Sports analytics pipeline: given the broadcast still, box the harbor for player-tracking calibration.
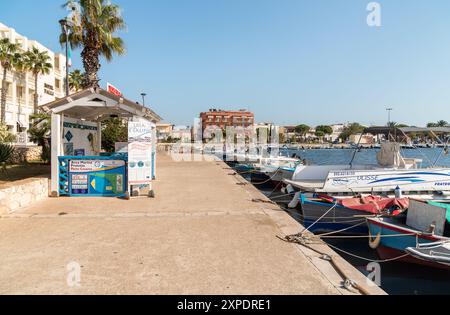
[0,150,384,295]
[1,0,450,302]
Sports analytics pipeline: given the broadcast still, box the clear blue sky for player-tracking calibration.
[1,0,450,126]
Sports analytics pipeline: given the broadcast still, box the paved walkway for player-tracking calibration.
[0,153,384,295]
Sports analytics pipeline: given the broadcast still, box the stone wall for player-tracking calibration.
[0,177,49,215]
[8,146,43,164]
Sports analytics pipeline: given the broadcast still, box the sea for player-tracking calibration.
[257,147,450,295]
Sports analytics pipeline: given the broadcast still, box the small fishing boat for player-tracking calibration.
[284,127,450,201]
[406,241,450,268]
[366,199,450,269]
[253,156,301,184]
[300,194,408,235]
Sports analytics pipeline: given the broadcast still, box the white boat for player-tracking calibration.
[284,127,450,200]
[254,156,301,183]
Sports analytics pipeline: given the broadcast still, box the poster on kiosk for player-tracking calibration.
[128,118,153,196]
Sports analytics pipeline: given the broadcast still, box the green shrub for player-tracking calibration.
[0,143,15,176]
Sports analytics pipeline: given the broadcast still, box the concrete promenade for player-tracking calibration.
[0,152,385,295]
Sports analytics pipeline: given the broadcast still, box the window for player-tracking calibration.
[55,79,61,90]
[54,56,60,70]
[16,85,24,104]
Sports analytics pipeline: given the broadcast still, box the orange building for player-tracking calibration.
[200,109,254,134]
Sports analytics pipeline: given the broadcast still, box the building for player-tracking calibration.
[325,123,348,143]
[156,123,174,142]
[200,109,254,138]
[172,125,192,143]
[0,22,67,144]
[349,133,376,145]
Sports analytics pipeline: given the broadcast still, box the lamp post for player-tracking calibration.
[386,107,393,126]
[141,93,147,106]
[59,18,70,97]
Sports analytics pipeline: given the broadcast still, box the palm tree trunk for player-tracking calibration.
[81,47,100,88]
[33,73,39,114]
[1,67,8,123]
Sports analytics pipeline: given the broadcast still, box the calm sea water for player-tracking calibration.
[282,147,450,168]
[259,148,450,295]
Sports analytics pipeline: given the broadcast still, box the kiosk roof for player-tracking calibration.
[41,87,162,123]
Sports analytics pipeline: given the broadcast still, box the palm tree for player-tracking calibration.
[437,120,449,127]
[69,69,84,92]
[0,38,22,123]
[24,47,52,114]
[60,0,126,88]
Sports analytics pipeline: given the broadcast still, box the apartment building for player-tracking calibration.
[0,22,67,144]
[200,109,254,137]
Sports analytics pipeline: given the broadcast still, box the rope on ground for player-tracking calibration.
[278,234,369,295]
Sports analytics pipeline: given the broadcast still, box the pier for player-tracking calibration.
[0,152,384,295]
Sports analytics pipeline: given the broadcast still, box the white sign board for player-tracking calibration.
[128,121,152,143]
[128,142,152,185]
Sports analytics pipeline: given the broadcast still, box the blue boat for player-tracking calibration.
[300,193,408,235]
[366,200,450,269]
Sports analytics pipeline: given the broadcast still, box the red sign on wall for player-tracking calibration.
[107,82,122,97]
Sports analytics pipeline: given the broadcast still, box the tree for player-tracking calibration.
[437,120,449,127]
[69,69,84,92]
[294,124,310,141]
[0,38,23,123]
[28,113,51,163]
[427,120,449,128]
[315,125,333,141]
[101,118,127,152]
[0,122,16,143]
[24,47,52,114]
[60,0,126,88]
[315,125,333,135]
[315,130,325,142]
[339,123,365,141]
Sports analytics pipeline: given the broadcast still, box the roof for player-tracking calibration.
[363,126,450,136]
[41,87,162,123]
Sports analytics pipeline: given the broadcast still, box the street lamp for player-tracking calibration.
[386,107,393,126]
[141,93,147,106]
[59,18,70,97]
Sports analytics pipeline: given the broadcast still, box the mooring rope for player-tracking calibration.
[326,243,411,263]
[298,202,339,235]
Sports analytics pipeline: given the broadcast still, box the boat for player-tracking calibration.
[366,199,450,269]
[284,127,450,201]
[406,241,450,268]
[300,194,408,235]
[252,156,301,184]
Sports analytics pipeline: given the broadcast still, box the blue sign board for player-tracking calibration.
[69,159,127,197]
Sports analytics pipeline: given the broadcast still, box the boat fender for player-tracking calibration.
[394,186,402,199]
[368,229,381,249]
[288,191,302,209]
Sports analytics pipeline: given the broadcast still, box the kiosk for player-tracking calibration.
[43,87,161,198]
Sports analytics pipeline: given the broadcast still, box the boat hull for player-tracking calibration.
[367,218,450,270]
[301,199,369,235]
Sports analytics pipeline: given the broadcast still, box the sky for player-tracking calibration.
[1,0,450,127]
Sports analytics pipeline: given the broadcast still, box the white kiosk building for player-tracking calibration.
[41,87,161,198]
